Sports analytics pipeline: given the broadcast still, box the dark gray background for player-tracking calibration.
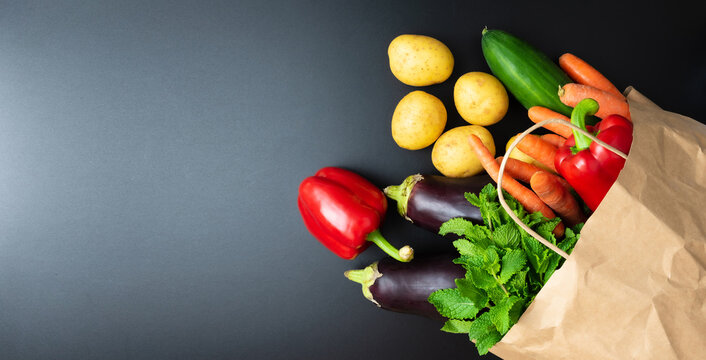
[0,1,704,359]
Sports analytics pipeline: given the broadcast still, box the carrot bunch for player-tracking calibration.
[466,54,627,235]
[470,133,587,234]
[469,135,566,237]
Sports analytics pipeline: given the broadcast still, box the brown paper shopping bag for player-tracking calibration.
[489,88,706,360]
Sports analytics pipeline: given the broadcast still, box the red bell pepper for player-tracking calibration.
[298,167,413,261]
[555,98,633,211]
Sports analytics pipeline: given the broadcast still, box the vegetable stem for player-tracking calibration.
[493,274,509,296]
[366,229,414,262]
[383,174,422,219]
[570,98,599,152]
[344,262,381,304]
[343,268,369,285]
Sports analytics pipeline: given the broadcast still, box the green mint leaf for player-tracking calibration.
[441,319,473,334]
[537,252,551,276]
[489,296,521,334]
[492,223,521,249]
[465,192,482,208]
[508,298,526,326]
[479,183,497,200]
[506,268,528,297]
[454,255,484,270]
[558,226,580,254]
[525,271,544,296]
[455,278,489,309]
[428,288,481,320]
[486,285,508,305]
[542,253,562,283]
[521,234,543,271]
[535,217,561,245]
[439,218,475,238]
[498,193,524,224]
[467,311,494,341]
[475,330,503,356]
[453,239,484,257]
[482,246,501,274]
[480,202,501,229]
[542,226,582,282]
[468,268,497,290]
[523,212,545,228]
[468,312,502,355]
[468,225,493,243]
[572,222,585,234]
[472,235,495,249]
[469,185,502,229]
[563,226,576,241]
[442,220,493,245]
[452,240,486,270]
[499,249,527,284]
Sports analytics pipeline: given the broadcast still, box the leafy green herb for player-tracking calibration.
[429,184,582,355]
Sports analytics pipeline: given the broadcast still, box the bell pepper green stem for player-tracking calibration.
[571,98,600,152]
[366,229,414,262]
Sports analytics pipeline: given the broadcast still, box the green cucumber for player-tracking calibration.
[481,28,574,117]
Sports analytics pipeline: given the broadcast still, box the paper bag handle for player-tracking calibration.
[498,119,629,260]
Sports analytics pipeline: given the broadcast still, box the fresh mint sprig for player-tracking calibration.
[429,184,582,355]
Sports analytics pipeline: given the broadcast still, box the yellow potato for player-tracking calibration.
[388,34,454,86]
[432,125,495,178]
[391,91,447,150]
[505,135,553,172]
[454,72,508,126]
[505,134,535,164]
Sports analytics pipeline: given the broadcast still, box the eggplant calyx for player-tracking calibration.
[344,262,383,306]
[383,174,423,222]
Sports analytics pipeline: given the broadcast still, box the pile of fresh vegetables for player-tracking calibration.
[298,28,634,356]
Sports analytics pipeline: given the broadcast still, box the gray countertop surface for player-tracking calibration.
[0,1,703,359]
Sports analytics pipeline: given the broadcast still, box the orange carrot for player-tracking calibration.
[528,106,573,138]
[559,53,625,100]
[516,134,558,173]
[497,156,573,192]
[496,156,541,184]
[541,134,566,148]
[469,135,564,237]
[559,83,631,121]
[530,171,587,227]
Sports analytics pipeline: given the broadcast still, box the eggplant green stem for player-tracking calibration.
[344,262,382,306]
[570,98,600,152]
[366,229,414,262]
[383,174,422,221]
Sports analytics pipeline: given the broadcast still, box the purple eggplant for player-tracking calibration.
[384,174,492,234]
[345,253,464,319]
